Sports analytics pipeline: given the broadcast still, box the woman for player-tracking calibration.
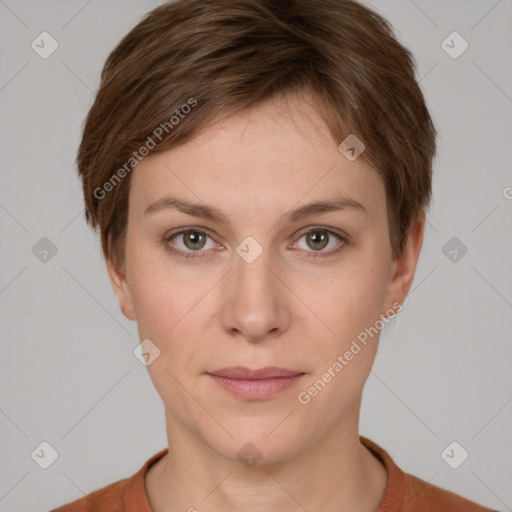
[51,0,496,510]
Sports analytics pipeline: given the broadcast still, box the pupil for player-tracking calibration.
[308,231,328,251]
[186,232,205,249]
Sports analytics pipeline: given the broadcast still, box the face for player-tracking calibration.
[107,93,423,464]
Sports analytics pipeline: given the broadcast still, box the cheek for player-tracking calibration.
[300,257,390,349]
[127,237,204,328]
[128,255,205,410]
[126,245,219,376]
[131,273,202,353]
[295,264,389,415]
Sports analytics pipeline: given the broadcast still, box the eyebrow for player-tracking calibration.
[143,194,366,227]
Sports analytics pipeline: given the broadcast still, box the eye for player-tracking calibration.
[163,226,348,260]
[291,228,347,258]
[164,228,218,258]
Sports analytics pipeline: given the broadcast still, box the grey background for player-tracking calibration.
[0,1,511,511]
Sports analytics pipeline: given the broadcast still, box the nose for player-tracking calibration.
[219,242,291,343]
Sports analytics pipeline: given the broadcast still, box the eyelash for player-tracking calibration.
[162,227,349,260]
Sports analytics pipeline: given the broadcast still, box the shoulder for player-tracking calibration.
[402,472,498,512]
[360,436,496,512]
[50,448,169,512]
[49,478,129,512]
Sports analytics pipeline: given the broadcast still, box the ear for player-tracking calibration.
[383,213,425,314]
[105,255,136,321]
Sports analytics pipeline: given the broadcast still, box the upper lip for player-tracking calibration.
[207,366,304,380]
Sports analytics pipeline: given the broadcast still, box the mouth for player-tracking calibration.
[206,366,305,400]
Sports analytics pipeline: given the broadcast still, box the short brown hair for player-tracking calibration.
[77,0,437,269]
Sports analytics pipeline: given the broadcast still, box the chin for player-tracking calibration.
[203,419,310,467]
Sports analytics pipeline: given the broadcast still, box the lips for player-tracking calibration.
[206,366,305,400]
[207,366,304,380]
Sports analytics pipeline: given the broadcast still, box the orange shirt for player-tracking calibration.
[50,436,496,512]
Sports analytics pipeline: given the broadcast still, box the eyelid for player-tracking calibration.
[163,225,349,259]
[164,227,221,254]
[294,225,350,243]
[289,227,348,258]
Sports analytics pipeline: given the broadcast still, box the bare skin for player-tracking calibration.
[106,92,424,512]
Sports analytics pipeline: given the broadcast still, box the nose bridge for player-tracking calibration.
[220,235,289,341]
[233,235,278,301]
[237,243,271,287]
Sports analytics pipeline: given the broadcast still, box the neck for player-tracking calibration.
[145,402,387,512]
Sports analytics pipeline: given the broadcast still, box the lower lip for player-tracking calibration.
[207,374,305,400]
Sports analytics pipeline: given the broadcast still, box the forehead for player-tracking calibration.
[129,94,385,223]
